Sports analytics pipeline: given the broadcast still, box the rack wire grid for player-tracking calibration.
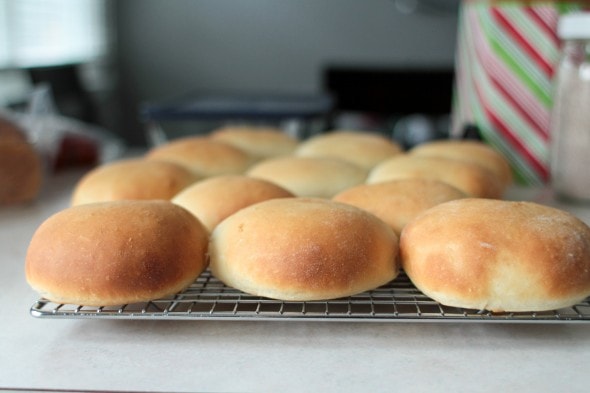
[30,271,590,323]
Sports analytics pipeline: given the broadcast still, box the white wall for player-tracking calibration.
[115,0,459,144]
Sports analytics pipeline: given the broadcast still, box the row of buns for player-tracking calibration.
[25,126,590,312]
[72,127,513,204]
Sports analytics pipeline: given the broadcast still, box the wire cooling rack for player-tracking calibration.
[30,271,590,323]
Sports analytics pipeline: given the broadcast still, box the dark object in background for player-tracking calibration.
[324,67,454,115]
[140,91,334,146]
[392,113,450,149]
[27,64,98,125]
[460,124,483,141]
[53,133,99,172]
[323,67,454,148]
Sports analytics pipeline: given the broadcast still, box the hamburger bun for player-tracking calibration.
[172,175,294,232]
[295,130,403,170]
[71,158,199,206]
[332,179,467,235]
[145,136,256,176]
[400,198,590,312]
[247,156,367,198]
[209,197,399,300]
[410,139,513,188]
[25,200,209,306]
[209,125,299,158]
[367,154,504,199]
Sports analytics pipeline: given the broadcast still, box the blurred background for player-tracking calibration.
[0,0,460,147]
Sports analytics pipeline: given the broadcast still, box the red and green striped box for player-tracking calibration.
[452,1,586,185]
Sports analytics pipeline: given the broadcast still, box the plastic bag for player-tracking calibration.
[2,84,124,172]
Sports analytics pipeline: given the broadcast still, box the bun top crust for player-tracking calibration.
[367,154,504,199]
[25,200,209,306]
[247,156,367,198]
[71,158,199,206]
[332,179,467,235]
[172,174,294,232]
[209,126,299,158]
[400,198,590,312]
[295,130,403,170]
[145,136,256,176]
[410,140,513,188]
[209,197,399,300]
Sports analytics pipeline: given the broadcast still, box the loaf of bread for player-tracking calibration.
[145,136,256,176]
[410,139,513,188]
[0,115,29,142]
[71,158,199,205]
[0,116,43,205]
[367,154,504,199]
[25,200,209,306]
[295,130,403,170]
[209,197,399,300]
[400,198,590,312]
[209,125,299,158]
[333,179,467,235]
[247,156,367,198]
[172,175,294,232]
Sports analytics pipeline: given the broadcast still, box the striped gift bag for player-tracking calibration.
[452,1,585,185]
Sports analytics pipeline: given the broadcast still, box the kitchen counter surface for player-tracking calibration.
[1,168,590,393]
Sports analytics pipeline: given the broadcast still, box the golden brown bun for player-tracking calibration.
[209,125,299,158]
[410,139,513,188]
[145,136,256,176]
[0,139,43,205]
[209,197,399,300]
[172,175,294,232]
[295,130,403,170]
[71,158,199,206]
[246,156,367,198]
[367,154,504,199]
[25,200,209,306]
[400,198,590,312]
[333,179,467,235]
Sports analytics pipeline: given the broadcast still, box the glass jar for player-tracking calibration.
[550,12,590,202]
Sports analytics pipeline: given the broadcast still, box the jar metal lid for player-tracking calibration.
[558,12,590,40]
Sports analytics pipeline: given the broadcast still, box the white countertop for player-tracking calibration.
[2,169,590,393]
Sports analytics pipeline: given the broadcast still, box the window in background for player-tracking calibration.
[0,0,109,68]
